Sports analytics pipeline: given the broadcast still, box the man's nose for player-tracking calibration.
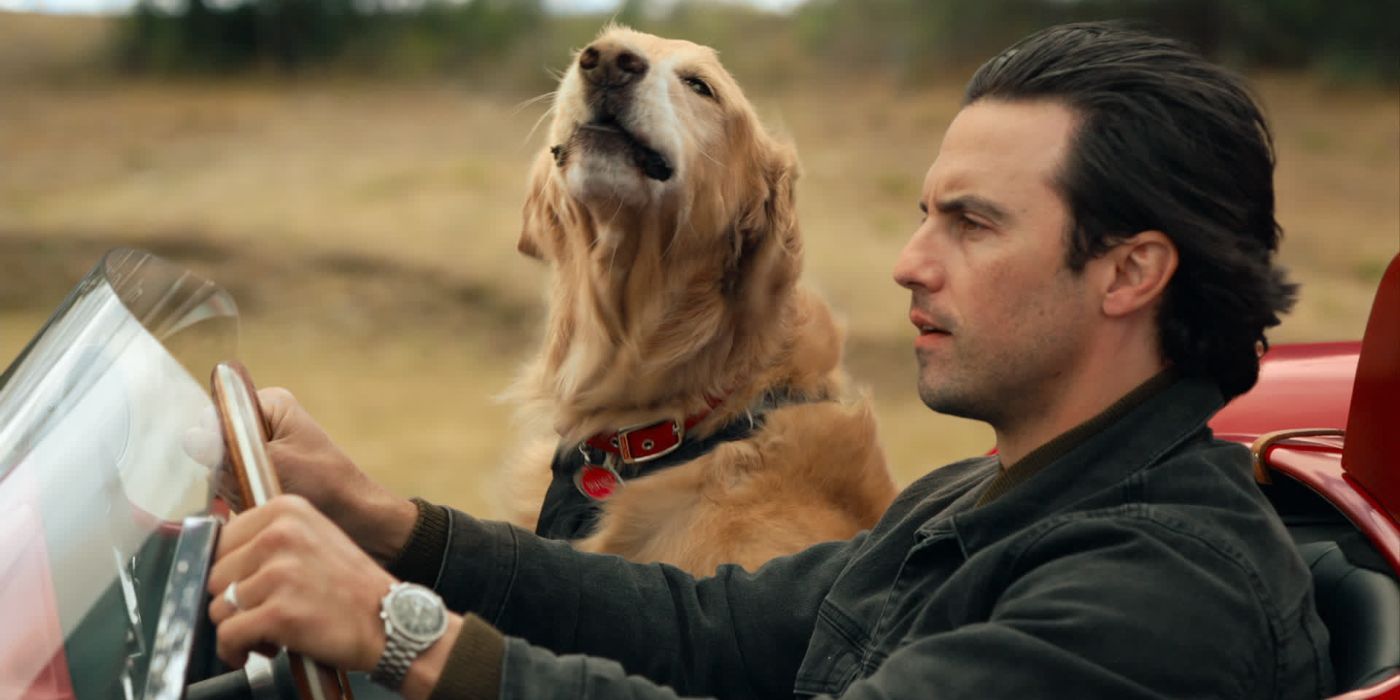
[579,41,649,89]
[893,226,944,292]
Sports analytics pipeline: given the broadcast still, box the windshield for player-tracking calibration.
[0,248,238,699]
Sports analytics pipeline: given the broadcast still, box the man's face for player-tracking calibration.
[893,99,1099,427]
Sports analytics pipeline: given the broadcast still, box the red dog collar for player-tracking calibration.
[584,396,726,464]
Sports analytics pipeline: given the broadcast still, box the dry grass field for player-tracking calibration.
[1,13,1396,517]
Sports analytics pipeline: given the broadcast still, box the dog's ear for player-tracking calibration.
[729,141,802,300]
[519,150,559,262]
[761,145,800,257]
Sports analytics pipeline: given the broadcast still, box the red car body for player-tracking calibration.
[1210,254,1400,698]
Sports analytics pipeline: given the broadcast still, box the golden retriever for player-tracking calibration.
[503,26,897,576]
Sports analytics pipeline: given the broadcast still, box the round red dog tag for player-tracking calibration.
[575,464,622,501]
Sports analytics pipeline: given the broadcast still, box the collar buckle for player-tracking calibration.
[616,418,684,464]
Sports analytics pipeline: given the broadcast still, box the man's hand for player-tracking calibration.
[206,496,462,700]
[207,495,395,670]
[256,388,418,565]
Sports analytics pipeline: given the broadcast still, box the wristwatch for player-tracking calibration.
[370,582,450,690]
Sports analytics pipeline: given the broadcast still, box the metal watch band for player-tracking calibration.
[370,634,427,689]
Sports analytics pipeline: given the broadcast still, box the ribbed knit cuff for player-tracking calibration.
[427,614,506,700]
[386,497,452,587]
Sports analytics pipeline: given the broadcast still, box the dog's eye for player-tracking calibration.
[682,76,714,98]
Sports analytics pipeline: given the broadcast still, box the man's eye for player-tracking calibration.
[682,76,714,98]
[957,216,986,234]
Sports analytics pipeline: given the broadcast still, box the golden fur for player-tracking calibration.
[503,26,897,575]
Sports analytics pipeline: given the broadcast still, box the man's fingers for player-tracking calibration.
[216,604,288,670]
[210,500,279,562]
[208,554,303,624]
[215,591,336,671]
[256,387,298,438]
[211,495,313,560]
[208,534,269,607]
[182,424,225,469]
[209,496,315,587]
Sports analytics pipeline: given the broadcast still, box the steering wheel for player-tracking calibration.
[190,362,356,700]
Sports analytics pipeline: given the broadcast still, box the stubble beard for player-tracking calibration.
[914,337,1066,433]
[912,264,1092,434]
[915,347,1009,426]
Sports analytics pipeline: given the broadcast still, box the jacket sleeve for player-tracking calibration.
[426,504,861,699]
[494,636,699,699]
[821,513,1324,700]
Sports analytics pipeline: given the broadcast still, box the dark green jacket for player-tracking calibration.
[393,376,1333,699]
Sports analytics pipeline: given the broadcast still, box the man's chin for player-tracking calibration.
[917,383,989,423]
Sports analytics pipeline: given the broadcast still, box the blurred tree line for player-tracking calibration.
[117,0,1398,83]
[794,0,1398,83]
[119,0,546,75]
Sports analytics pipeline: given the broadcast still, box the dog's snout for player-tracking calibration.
[615,50,647,75]
[579,46,600,71]
[579,41,649,89]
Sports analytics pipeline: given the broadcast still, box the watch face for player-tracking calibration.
[389,586,447,643]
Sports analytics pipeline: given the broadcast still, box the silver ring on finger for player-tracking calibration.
[223,580,242,611]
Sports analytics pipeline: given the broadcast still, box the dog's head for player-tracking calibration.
[520,25,799,280]
[514,27,809,418]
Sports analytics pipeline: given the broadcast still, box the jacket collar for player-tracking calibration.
[975,370,1177,507]
[930,375,1226,555]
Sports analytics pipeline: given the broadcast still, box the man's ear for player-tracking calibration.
[518,150,560,262]
[1100,230,1178,318]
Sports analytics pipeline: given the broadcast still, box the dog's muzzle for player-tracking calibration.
[551,41,675,182]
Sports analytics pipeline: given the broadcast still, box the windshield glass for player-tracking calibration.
[0,248,238,699]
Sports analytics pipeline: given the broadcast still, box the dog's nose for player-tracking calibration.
[579,42,649,88]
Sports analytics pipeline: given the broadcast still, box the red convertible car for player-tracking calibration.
[0,249,1397,699]
[1207,253,1400,698]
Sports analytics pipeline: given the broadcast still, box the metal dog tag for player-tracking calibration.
[574,461,623,501]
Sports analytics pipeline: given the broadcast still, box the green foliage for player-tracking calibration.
[345,0,544,75]
[117,0,543,75]
[114,0,1397,83]
[794,0,1398,84]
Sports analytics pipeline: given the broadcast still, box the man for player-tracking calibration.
[205,23,1332,699]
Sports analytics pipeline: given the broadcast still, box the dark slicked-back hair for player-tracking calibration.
[965,22,1296,400]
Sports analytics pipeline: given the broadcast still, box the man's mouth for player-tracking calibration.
[910,310,953,338]
[567,114,674,182]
